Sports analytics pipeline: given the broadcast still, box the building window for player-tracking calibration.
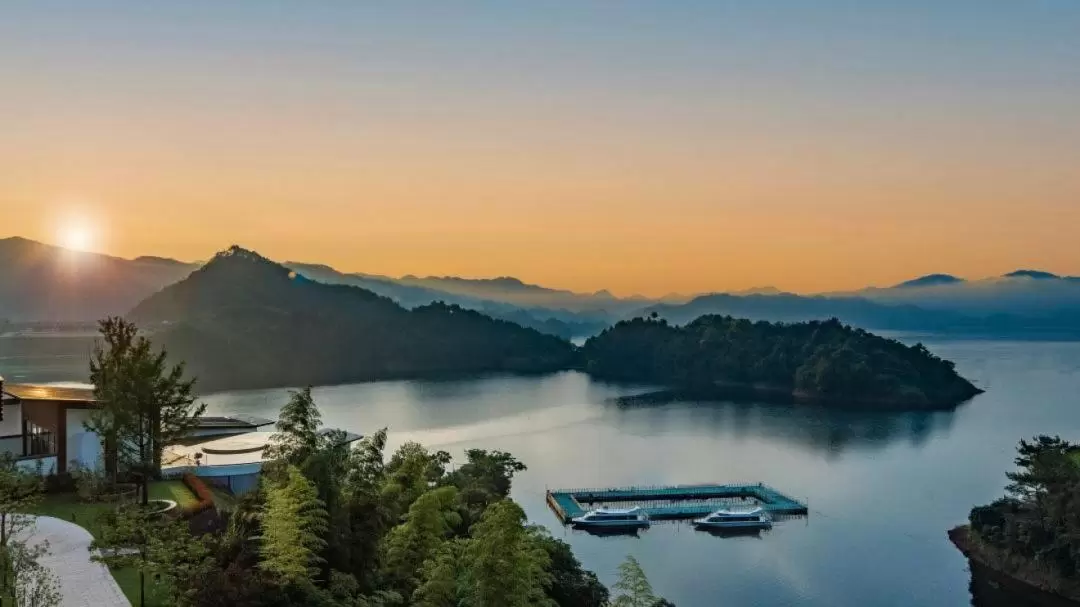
[24,420,55,456]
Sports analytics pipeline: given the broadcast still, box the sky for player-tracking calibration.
[2,1,1079,296]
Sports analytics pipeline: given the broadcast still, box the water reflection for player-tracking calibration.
[611,393,959,457]
[967,559,1077,607]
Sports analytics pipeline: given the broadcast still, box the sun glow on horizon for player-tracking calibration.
[57,217,98,252]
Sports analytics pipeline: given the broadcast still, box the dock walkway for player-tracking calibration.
[546,482,807,523]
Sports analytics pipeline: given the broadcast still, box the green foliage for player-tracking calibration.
[334,429,391,592]
[87,317,206,503]
[72,387,613,607]
[582,315,980,407]
[381,443,450,523]
[90,503,156,605]
[611,555,656,607]
[460,500,553,607]
[68,460,110,502]
[264,387,322,466]
[446,450,526,527]
[131,247,578,392]
[7,540,61,607]
[412,540,465,607]
[533,531,609,607]
[381,486,460,597]
[259,466,329,585]
[0,455,44,600]
[146,517,218,607]
[970,435,1080,579]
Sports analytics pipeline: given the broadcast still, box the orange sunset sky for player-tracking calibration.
[2,2,1078,297]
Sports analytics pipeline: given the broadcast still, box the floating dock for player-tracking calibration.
[546,483,807,523]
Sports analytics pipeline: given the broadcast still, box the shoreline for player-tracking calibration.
[950,526,1080,605]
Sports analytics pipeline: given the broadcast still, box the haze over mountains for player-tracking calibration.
[130,246,577,391]
[2,235,1079,339]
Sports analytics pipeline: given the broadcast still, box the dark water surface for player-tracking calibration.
[8,335,1080,605]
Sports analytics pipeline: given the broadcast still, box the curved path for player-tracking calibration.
[17,515,130,607]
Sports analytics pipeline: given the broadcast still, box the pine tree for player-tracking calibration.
[87,317,205,504]
[259,465,329,585]
[263,387,322,466]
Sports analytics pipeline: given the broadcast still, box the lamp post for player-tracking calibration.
[0,374,5,422]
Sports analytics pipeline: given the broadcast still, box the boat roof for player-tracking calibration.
[197,414,275,429]
[587,506,643,515]
[713,506,764,516]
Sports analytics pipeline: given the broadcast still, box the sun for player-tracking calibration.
[58,220,96,252]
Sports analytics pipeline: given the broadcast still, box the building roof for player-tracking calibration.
[5,383,96,403]
[196,414,275,429]
[162,427,362,469]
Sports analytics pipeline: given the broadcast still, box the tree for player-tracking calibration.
[146,517,218,607]
[611,555,656,607]
[9,541,61,607]
[381,442,450,522]
[412,540,465,607]
[259,465,328,585]
[461,500,552,607]
[91,503,154,607]
[87,317,206,504]
[333,429,390,591]
[447,450,527,525]
[1006,435,1077,500]
[0,456,44,601]
[533,531,609,607]
[263,387,322,467]
[381,486,460,597]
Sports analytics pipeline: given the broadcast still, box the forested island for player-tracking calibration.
[128,246,978,409]
[952,436,1080,604]
[581,315,981,408]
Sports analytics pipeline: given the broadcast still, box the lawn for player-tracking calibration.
[20,483,193,607]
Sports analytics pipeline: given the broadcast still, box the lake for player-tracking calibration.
[8,335,1080,605]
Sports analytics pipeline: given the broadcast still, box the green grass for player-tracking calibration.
[147,479,199,508]
[22,490,175,606]
[207,485,238,512]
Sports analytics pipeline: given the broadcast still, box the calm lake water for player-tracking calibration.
[8,335,1080,606]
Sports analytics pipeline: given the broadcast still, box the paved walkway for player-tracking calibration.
[17,515,130,607]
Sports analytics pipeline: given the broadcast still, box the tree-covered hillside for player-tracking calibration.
[129,246,577,391]
[581,315,981,408]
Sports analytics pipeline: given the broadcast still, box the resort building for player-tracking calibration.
[0,379,354,494]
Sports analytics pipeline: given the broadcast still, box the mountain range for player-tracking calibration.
[2,235,1080,339]
[129,246,577,391]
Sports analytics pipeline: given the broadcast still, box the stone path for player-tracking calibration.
[17,515,131,607]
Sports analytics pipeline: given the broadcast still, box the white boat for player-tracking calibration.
[692,506,773,531]
[571,506,650,530]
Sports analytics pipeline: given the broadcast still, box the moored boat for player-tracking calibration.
[692,506,772,531]
[571,506,650,530]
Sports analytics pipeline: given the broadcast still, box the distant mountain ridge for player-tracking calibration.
[0,236,196,321]
[893,274,965,289]
[283,262,611,338]
[131,246,578,391]
[3,235,1079,340]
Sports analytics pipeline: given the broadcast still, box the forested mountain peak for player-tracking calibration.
[129,246,577,391]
